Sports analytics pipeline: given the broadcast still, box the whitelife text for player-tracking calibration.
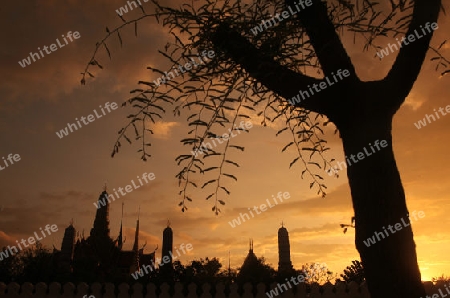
[363,211,425,247]
[56,102,118,139]
[93,172,156,208]
[131,243,193,279]
[228,192,291,228]
[326,139,388,176]
[18,31,81,68]
[0,224,59,261]
[0,153,21,172]
[191,121,253,157]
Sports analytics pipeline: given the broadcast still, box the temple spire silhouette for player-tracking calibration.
[131,206,140,272]
[278,223,293,273]
[90,189,110,238]
[117,202,124,250]
[160,219,174,277]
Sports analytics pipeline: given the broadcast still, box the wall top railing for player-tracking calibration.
[0,280,443,297]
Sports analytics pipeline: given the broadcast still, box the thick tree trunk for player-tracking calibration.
[337,114,425,298]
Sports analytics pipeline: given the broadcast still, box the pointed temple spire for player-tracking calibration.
[160,220,174,277]
[90,189,110,238]
[131,206,140,272]
[132,217,139,252]
[117,202,124,250]
[228,250,231,278]
[278,223,293,274]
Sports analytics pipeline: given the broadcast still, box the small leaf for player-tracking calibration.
[118,14,126,23]
[282,142,294,152]
[308,162,321,169]
[203,167,218,173]
[222,173,237,181]
[117,31,123,47]
[202,180,216,188]
[220,186,230,195]
[123,134,131,144]
[225,160,239,167]
[289,157,299,169]
[229,145,244,151]
[139,3,145,14]
[301,169,307,179]
[104,43,111,59]
[276,127,288,136]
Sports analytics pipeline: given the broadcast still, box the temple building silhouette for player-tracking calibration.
[159,221,174,278]
[278,222,293,274]
[53,190,157,282]
[236,224,296,283]
[236,239,261,283]
[53,190,295,283]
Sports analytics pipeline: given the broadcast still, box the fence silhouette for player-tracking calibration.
[0,281,442,297]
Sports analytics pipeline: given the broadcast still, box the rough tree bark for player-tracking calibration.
[211,0,441,296]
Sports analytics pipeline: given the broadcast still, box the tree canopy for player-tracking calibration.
[82,0,446,213]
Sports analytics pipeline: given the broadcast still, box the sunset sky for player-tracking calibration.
[1,0,450,282]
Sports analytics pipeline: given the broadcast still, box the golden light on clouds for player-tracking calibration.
[150,121,180,139]
[404,92,425,111]
[0,0,449,284]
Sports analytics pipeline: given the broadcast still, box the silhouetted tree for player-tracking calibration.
[301,262,335,285]
[0,243,56,283]
[172,260,185,283]
[432,274,450,283]
[83,0,447,296]
[16,243,56,283]
[339,260,365,284]
[184,257,223,284]
[0,246,20,282]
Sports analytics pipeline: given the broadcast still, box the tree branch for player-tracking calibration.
[211,23,331,115]
[383,0,442,111]
[286,0,357,78]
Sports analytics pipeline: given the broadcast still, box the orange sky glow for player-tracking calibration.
[0,0,449,282]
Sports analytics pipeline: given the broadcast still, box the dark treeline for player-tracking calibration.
[0,243,366,288]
